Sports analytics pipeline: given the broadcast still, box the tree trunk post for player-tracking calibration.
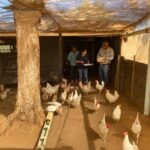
[13,10,44,123]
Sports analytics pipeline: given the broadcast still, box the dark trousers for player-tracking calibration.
[99,64,110,85]
[70,66,78,81]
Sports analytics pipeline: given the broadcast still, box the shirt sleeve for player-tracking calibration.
[97,48,104,58]
[67,52,71,61]
[106,48,114,61]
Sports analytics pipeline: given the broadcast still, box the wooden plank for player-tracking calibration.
[120,57,125,93]
[0,31,123,37]
[58,33,63,74]
[144,42,150,115]
[131,55,135,98]
[36,112,54,150]
[122,27,150,38]
[115,55,121,90]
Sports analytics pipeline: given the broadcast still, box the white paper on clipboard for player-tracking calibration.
[84,63,93,66]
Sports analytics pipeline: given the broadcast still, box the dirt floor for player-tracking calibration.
[0,87,150,150]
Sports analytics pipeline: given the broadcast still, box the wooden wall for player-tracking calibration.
[0,37,62,84]
[40,37,62,83]
[117,57,147,112]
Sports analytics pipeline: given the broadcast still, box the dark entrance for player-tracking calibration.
[62,36,121,87]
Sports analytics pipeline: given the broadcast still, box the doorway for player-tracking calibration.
[62,36,121,88]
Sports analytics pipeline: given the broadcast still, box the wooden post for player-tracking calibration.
[36,112,54,150]
[120,56,125,93]
[131,55,135,98]
[14,10,44,123]
[58,33,63,80]
[115,55,121,90]
[0,54,3,84]
[144,42,150,115]
[91,40,94,70]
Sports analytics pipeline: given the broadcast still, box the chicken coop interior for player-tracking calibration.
[0,0,150,150]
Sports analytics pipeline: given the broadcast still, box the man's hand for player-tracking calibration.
[80,61,84,64]
[97,57,105,63]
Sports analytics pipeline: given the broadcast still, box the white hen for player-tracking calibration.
[42,83,59,96]
[131,113,141,144]
[76,93,82,105]
[98,113,110,142]
[112,105,121,121]
[0,88,10,100]
[72,90,82,106]
[79,81,91,94]
[60,89,67,104]
[64,83,71,93]
[106,90,119,104]
[73,90,78,102]
[94,97,100,110]
[95,80,105,93]
[67,92,73,107]
[122,132,139,150]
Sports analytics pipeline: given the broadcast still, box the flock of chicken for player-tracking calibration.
[41,78,142,150]
[0,79,141,150]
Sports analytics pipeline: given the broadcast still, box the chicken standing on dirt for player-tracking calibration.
[67,92,73,107]
[131,113,141,144]
[0,88,10,100]
[60,89,67,104]
[106,90,119,104]
[95,80,104,93]
[94,97,100,110]
[122,132,139,150]
[72,90,82,106]
[79,81,91,94]
[98,113,110,142]
[42,83,59,97]
[112,105,121,121]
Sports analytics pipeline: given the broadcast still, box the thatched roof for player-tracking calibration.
[0,0,150,35]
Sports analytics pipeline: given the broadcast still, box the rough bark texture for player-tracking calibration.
[0,10,45,134]
[15,10,44,123]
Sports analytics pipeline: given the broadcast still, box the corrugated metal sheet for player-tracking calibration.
[0,0,150,33]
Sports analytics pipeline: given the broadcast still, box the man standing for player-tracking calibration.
[67,46,79,83]
[76,49,89,84]
[97,41,114,86]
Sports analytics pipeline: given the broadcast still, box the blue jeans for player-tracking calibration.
[78,68,88,84]
[99,64,110,85]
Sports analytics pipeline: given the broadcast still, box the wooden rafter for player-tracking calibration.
[123,12,150,31]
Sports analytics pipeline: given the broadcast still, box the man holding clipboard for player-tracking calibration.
[97,41,114,87]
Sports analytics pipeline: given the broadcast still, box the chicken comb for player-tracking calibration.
[106,123,111,128]
[105,89,109,92]
[123,131,128,135]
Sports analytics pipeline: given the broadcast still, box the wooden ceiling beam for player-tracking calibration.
[0,31,123,37]
[123,12,150,31]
